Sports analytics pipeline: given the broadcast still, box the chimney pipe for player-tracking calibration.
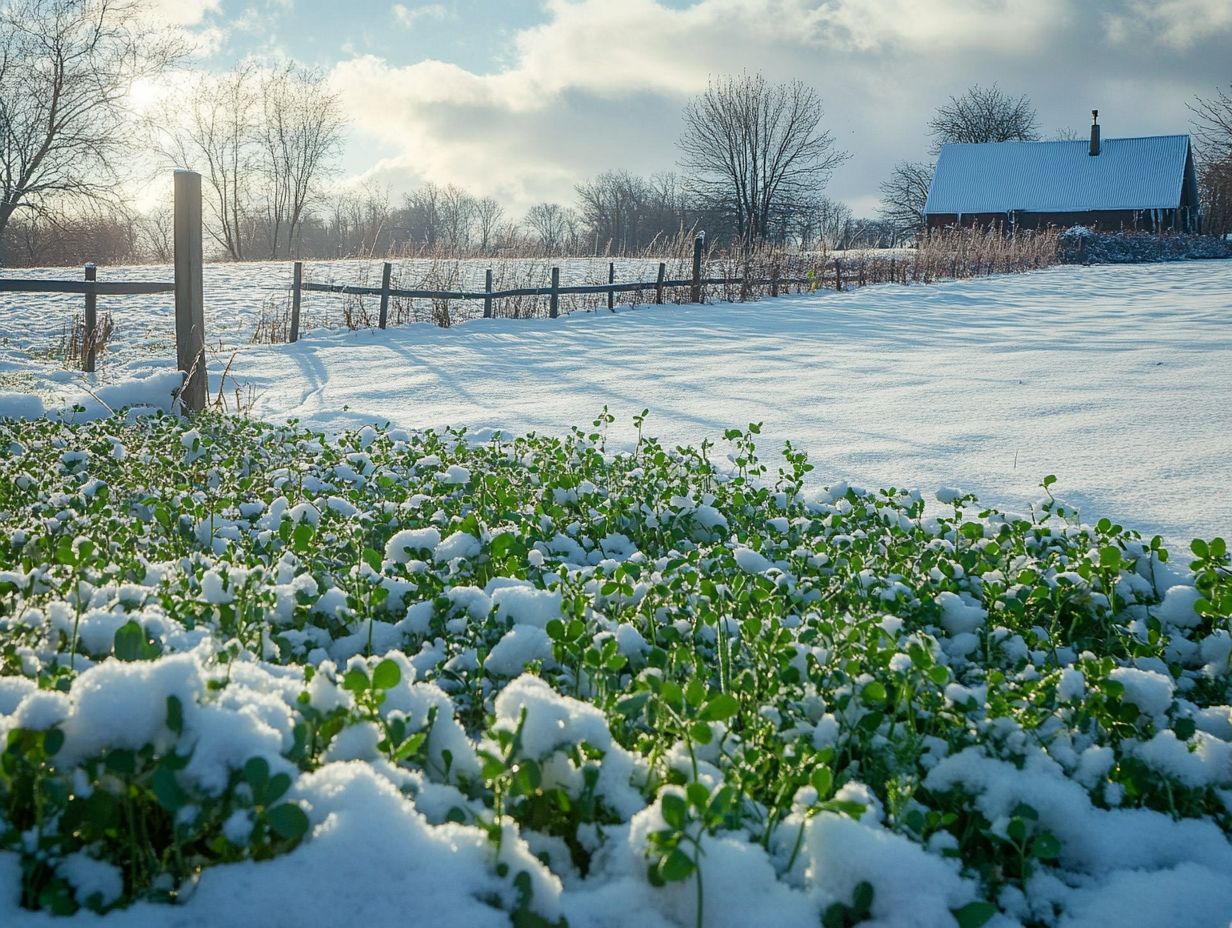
[1089,109,1100,156]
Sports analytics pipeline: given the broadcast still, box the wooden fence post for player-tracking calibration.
[770,264,779,298]
[483,269,493,319]
[378,261,392,329]
[834,258,843,292]
[290,261,302,343]
[607,261,615,311]
[690,232,705,303]
[82,263,97,373]
[549,267,560,319]
[655,262,666,304]
[174,169,206,414]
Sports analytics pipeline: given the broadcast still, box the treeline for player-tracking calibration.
[0,174,903,267]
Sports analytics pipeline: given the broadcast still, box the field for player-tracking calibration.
[0,259,1230,927]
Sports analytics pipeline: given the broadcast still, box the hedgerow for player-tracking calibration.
[0,411,1228,926]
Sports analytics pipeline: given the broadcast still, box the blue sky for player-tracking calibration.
[155,0,1232,217]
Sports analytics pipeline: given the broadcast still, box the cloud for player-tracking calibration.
[327,0,1232,216]
[392,3,450,29]
[143,0,222,27]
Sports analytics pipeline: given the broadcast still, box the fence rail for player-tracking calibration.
[0,170,206,410]
[0,278,176,296]
[286,233,831,342]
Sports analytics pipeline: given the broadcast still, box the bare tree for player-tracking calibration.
[877,161,934,239]
[927,84,1040,152]
[474,196,504,251]
[524,202,571,252]
[135,207,174,262]
[793,196,851,250]
[0,0,180,251]
[677,72,848,247]
[1189,84,1232,235]
[256,64,345,259]
[400,183,444,249]
[576,169,655,252]
[438,184,476,248]
[152,65,258,260]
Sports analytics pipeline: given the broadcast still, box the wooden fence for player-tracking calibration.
[0,171,208,411]
[286,234,838,341]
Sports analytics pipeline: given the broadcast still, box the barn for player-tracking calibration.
[923,113,1201,233]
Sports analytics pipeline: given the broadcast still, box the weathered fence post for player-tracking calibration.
[834,258,843,292]
[82,263,97,373]
[378,261,392,329]
[690,232,705,304]
[483,269,493,319]
[174,169,206,414]
[549,267,560,319]
[655,262,666,304]
[607,262,615,311]
[770,264,780,298]
[289,261,302,343]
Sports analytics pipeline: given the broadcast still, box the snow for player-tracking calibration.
[3,259,1232,927]
[1107,666,1175,717]
[491,582,562,628]
[485,625,553,676]
[804,813,976,927]
[5,261,1232,547]
[384,527,441,564]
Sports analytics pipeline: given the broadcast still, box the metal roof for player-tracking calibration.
[923,135,1192,215]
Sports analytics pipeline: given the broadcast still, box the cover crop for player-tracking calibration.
[0,411,1228,927]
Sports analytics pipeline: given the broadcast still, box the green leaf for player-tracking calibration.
[614,692,650,717]
[43,728,65,757]
[245,756,270,799]
[698,692,740,722]
[660,792,688,831]
[852,880,874,915]
[953,901,998,928]
[861,680,888,706]
[689,720,713,745]
[682,679,704,709]
[372,658,401,691]
[1007,817,1027,844]
[152,765,188,812]
[292,521,315,553]
[685,782,710,811]
[1031,832,1061,860]
[810,766,833,797]
[658,847,695,883]
[165,695,184,736]
[267,802,310,841]
[113,620,145,662]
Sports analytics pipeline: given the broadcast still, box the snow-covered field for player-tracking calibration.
[7,259,1227,548]
[1,260,1231,927]
[0,256,680,375]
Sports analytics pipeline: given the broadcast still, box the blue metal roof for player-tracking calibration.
[923,135,1192,215]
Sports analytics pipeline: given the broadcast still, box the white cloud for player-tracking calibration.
[326,0,1232,216]
[392,3,450,29]
[143,0,222,27]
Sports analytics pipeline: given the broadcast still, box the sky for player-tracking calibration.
[150,0,1232,217]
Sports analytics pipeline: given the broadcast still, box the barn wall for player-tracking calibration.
[925,208,1196,232]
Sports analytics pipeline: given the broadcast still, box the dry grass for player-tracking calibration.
[282,227,1061,336]
[52,311,116,369]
